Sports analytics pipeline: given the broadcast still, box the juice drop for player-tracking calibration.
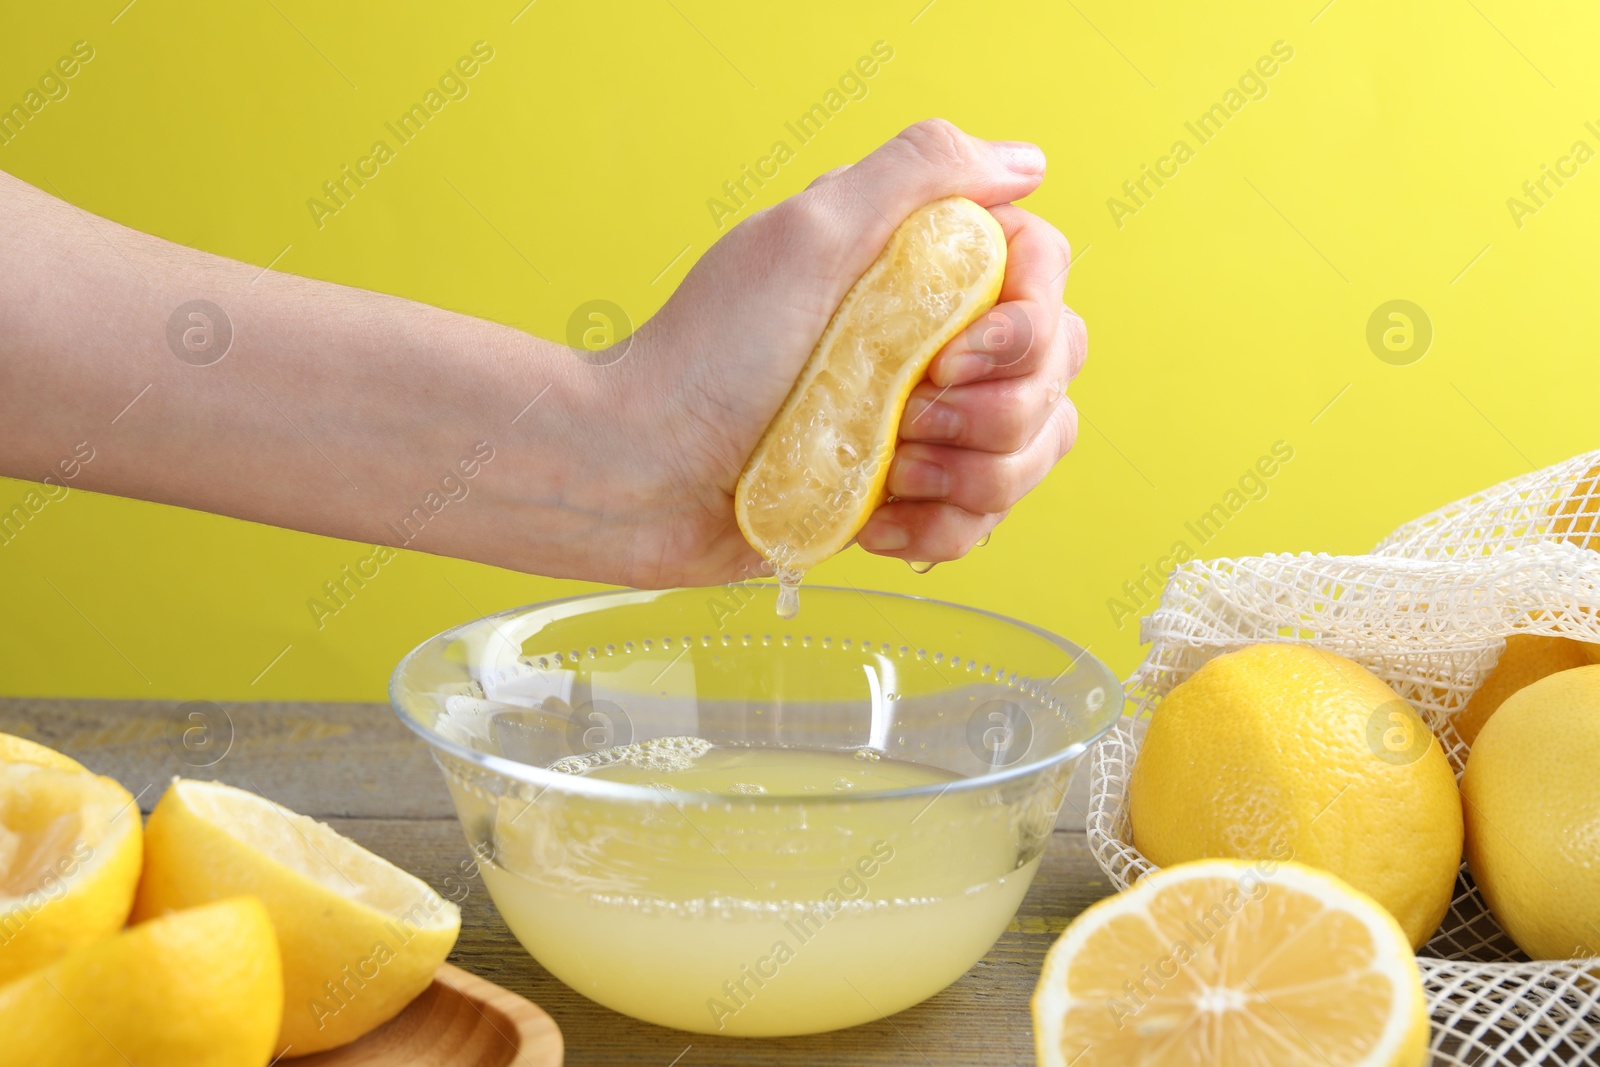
[907,560,936,574]
[767,555,804,619]
[776,579,800,619]
[974,532,991,548]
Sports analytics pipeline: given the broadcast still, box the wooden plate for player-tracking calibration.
[295,964,563,1066]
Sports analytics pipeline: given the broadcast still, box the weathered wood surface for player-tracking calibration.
[1,698,1117,1066]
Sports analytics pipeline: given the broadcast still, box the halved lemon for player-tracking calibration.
[132,779,459,1055]
[0,895,281,1067]
[734,196,1006,614]
[1033,859,1428,1067]
[0,731,87,772]
[0,761,143,984]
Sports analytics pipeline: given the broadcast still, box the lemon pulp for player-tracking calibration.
[1032,859,1429,1067]
[735,197,1007,617]
[132,778,459,1055]
[0,761,142,984]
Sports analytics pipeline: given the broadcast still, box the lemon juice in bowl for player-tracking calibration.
[483,743,1039,1034]
[390,586,1120,1036]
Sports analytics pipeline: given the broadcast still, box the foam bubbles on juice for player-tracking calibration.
[549,735,713,776]
[556,743,962,797]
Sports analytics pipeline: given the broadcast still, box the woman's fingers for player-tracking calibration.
[792,125,1080,565]
[990,202,1073,305]
[901,306,1083,452]
[856,396,1072,561]
[857,500,1006,562]
[886,396,1079,515]
[926,299,1051,387]
[900,374,1058,454]
[928,203,1075,389]
[772,120,1045,293]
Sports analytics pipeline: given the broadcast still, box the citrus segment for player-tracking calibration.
[734,196,1006,613]
[0,761,142,983]
[0,896,281,1067]
[1032,859,1428,1067]
[0,731,86,772]
[132,778,460,1054]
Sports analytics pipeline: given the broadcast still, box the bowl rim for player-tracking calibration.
[388,584,1124,805]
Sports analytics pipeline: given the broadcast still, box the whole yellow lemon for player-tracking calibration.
[1462,664,1600,960]
[1454,635,1589,744]
[1129,643,1463,948]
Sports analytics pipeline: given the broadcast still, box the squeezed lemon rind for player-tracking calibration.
[734,197,1007,573]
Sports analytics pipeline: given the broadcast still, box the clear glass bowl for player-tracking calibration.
[390,585,1121,1037]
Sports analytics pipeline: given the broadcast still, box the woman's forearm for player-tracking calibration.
[0,169,618,579]
[2,122,1081,589]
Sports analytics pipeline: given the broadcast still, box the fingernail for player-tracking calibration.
[994,141,1046,175]
[905,398,962,440]
[939,353,987,386]
[893,458,951,499]
[859,522,909,551]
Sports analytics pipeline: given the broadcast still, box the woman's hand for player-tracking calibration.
[0,121,1082,593]
[588,119,1086,588]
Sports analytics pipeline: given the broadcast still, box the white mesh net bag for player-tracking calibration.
[1086,450,1600,1065]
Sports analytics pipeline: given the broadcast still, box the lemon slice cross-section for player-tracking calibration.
[1032,859,1429,1067]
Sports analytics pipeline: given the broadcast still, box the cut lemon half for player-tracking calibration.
[0,731,87,772]
[132,778,460,1055]
[1033,859,1428,1067]
[734,196,1007,615]
[0,761,143,984]
[0,896,281,1067]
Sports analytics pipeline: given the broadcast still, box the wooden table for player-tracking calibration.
[1,698,1116,1066]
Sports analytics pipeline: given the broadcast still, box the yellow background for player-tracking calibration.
[3,0,1597,701]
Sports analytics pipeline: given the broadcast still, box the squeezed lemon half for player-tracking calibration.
[0,730,87,772]
[0,759,142,984]
[0,896,282,1067]
[1032,859,1429,1067]
[734,196,1007,616]
[133,778,460,1055]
